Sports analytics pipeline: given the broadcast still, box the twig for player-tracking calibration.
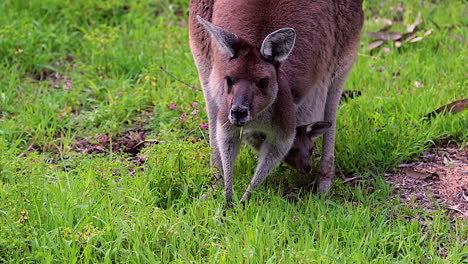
[446,205,467,216]
[159,66,200,91]
[27,136,38,151]
[342,177,358,184]
[133,138,159,148]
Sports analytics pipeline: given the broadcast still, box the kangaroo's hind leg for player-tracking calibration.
[318,70,352,195]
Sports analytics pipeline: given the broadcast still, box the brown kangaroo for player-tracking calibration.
[277,90,361,174]
[248,89,361,175]
[245,121,331,175]
[189,0,364,203]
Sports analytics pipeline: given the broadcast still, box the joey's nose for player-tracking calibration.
[230,106,249,126]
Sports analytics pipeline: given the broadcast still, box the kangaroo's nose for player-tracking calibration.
[303,165,312,174]
[230,106,249,126]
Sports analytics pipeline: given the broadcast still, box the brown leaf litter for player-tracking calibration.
[425,98,468,121]
[366,12,433,51]
[386,144,468,219]
[73,129,158,157]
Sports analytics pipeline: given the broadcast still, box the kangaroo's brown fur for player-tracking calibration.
[189,0,364,203]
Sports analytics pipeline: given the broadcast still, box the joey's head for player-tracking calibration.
[284,122,331,174]
[197,16,296,127]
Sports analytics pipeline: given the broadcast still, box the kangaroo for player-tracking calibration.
[284,90,362,174]
[283,122,331,174]
[189,0,364,203]
[280,90,362,174]
[245,121,331,175]
[248,89,361,175]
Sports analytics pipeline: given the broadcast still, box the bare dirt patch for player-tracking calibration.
[385,144,468,219]
[73,128,158,157]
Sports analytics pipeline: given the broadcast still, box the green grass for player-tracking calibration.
[0,0,467,263]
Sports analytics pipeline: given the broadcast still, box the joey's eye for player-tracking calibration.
[225,76,233,87]
[257,78,269,89]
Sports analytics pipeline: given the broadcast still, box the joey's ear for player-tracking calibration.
[305,122,331,140]
[197,16,240,58]
[260,28,296,63]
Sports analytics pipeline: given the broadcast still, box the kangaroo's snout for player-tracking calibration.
[228,80,254,127]
[229,105,249,127]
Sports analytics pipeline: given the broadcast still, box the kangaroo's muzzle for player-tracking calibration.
[229,105,250,127]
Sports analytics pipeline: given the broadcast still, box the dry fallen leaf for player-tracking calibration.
[382,18,393,26]
[409,36,424,43]
[367,40,385,50]
[367,31,403,41]
[407,12,423,33]
[443,156,452,166]
[404,169,432,180]
[425,98,468,120]
[366,13,431,52]
[447,205,466,216]
[414,81,423,88]
[424,29,434,36]
[398,163,415,168]
[403,33,418,42]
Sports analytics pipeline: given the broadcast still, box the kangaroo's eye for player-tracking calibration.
[258,78,269,89]
[225,76,233,87]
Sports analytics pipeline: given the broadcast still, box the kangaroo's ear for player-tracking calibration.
[197,15,240,58]
[260,28,296,63]
[305,122,331,141]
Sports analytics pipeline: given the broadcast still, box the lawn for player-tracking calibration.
[0,0,466,263]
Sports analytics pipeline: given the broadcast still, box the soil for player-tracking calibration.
[72,128,158,157]
[385,144,468,219]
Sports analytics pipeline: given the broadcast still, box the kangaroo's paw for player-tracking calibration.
[317,177,333,195]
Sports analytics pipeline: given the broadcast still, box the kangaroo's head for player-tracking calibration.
[197,16,296,127]
[283,122,331,174]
